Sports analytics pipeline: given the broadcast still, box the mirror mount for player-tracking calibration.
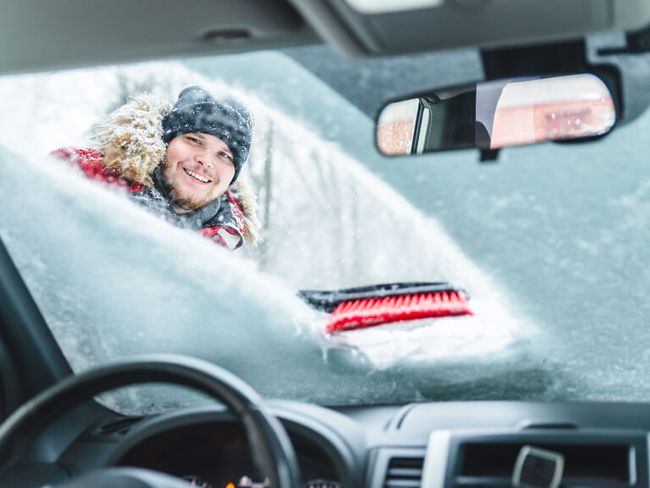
[598,24,650,56]
[479,149,500,163]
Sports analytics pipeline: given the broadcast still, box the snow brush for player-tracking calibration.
[298,282,473,334]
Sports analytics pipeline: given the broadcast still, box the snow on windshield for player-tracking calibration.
[0,60,534,410]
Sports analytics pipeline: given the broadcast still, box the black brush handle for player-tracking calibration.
[298,282,469,313]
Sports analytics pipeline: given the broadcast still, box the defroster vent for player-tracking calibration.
[384,457,424,488]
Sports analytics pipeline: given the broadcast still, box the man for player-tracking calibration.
[54,85,259,250]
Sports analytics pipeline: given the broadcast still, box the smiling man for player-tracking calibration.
[54,86,259,250]
[163,133,235,213]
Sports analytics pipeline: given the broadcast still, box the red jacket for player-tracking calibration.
[53,147,248,250]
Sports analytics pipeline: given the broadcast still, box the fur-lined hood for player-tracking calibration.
[91,93,259,244]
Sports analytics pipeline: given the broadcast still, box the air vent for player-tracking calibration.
[384,457,424,488]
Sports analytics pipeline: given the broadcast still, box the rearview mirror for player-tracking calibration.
[376,74,616,156]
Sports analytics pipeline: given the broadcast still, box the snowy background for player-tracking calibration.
[0,49,648,409]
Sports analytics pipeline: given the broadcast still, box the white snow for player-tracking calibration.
[0,59,534,409]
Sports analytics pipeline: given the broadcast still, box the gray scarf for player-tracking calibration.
[129,167,222,230]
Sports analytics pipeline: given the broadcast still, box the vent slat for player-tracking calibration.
[385,481,421,488]
[388,467,423,477]
[384,457,424,488]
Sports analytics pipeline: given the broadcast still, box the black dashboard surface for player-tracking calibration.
[15,400,650,487]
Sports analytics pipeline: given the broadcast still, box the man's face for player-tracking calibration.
[162,133,236,213]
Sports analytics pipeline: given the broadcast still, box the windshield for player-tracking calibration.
[0,47,648,412]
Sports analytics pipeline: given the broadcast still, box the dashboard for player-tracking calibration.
[112,419,341,487]
[10,400,650,487]
[57,401,366,488]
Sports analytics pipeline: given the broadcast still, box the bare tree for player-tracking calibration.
[105,73,175,114]
[254,119,275,270]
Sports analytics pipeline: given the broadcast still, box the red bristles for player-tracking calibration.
[325,290,473,334]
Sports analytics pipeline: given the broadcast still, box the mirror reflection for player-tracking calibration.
[376,74,616,156]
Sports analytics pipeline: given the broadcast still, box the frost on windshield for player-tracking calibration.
[0,61,535,412]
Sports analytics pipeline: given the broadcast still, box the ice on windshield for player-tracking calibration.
[0,60,532,410]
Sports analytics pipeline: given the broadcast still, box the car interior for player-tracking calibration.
[3,1,650,487]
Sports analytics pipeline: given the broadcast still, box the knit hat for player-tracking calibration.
[161,86,254,184]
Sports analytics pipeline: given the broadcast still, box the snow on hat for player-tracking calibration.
[161,85,254,184]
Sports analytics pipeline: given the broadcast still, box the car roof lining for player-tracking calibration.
[289,0,650,56]
[5,0,650,77]
[0,0,318,75]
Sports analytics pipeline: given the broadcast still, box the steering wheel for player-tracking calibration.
[0,354,301,488]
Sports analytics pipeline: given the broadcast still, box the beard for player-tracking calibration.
[161,172,218,213]
[168,186,215,212]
